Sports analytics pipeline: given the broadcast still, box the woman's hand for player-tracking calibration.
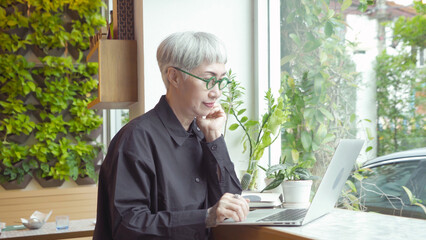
[196,103,226,142]
[206,193,250,227]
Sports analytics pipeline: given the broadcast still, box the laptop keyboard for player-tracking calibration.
[257,209,308,222]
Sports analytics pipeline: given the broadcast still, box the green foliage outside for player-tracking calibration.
[279,0,361,179]
[375,51,425,156]
[0,0,106,184]
[392,2,426,50]
[375,0,426,156]
[222,0,368,190]
[341,1,425,215]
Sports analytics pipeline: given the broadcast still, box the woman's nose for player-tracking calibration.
[208,84,221,99]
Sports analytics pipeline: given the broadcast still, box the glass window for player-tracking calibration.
[272,0,425,219]
[275,0,425,178]
[102,109,129,148]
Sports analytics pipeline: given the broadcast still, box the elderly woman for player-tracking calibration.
[93,31,249,240]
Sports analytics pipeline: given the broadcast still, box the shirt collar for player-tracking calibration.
[155,96,204,146]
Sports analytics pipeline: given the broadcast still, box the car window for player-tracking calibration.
[414,160,426,202]
[361,161,419,202]
[341,158,426,219]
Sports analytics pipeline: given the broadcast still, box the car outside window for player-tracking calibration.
[363,162,418,201]
[357,160,426,219]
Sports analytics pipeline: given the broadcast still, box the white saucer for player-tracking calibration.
[282,202,310,209]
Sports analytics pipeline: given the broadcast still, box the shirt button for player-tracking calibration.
[211,144,217,151]
[195,177,200,183]
[196,127,200,131]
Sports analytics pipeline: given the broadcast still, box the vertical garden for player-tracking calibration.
[0,0,106,189]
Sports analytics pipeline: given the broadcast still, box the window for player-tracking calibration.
[102,109,129,148]
[267,0,425,178]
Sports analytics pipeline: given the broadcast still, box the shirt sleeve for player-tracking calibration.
[201,135,243,206]
[94,130,208,240]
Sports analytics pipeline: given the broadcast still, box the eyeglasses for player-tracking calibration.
[173,67,231,90]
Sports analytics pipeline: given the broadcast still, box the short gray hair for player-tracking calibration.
[157,31,227,88]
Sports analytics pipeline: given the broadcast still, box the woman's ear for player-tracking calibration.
[167,67,180,88]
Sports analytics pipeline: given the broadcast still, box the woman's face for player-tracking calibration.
[176,62,226,119]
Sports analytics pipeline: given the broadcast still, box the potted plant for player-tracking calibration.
[258,163,283,194]
[261,155,318,207]
[73,142,102,185]
[68,99,103,141]
[221,72,290,190]
[0,1,30,55]
[27,12,69,57]
[0,142,37,189]
[31,139,69,188]
[0,54,37,143]
[0,54,37,189]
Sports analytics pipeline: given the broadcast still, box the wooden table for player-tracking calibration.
[0,218,95,240]
[3,209,425,239]
[212,208,426,240]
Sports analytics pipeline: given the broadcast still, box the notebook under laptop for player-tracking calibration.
[220,139,364,226]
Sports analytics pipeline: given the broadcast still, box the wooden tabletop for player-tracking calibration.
[0,218,95,240]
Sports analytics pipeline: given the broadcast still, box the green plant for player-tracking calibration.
[27,11,69,52]
[31,137,88,181]
[375,51,424,155]
[392,1,425,50]
[338,163,373,211]
[35,113,68,141]
[221,73,290,189]
[67,0,107,20]
[0,54,37,98]
[33,56,77,112]
[0,0,106,185]
[0,113,35,140]
[42,139,100,181]
[37,139,71,180]
[0,142,37,184]
[279,0,364,183]
[0,165,27,184]
[69,99,102,135]
[67,0,107,52]
[74,141,100,180]
[375,1,425,156]
[0,1,30,54]
[260,155,318,192]
[402,186,426,215]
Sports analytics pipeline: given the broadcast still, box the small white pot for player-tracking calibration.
[281,180,312,204]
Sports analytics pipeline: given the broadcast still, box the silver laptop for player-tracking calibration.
[220,139,364,226]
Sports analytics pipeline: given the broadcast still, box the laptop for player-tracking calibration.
[220,139,364,226]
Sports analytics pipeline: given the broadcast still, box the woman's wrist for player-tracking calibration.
[205,207,217,228]
[204,130,221,142]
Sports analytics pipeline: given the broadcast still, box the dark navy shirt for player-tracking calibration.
[93,96,242,240]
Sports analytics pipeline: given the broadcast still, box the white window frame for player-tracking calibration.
[255,0,281,168]
[102,109,128,148]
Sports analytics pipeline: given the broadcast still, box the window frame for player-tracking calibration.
[254,0,282,167]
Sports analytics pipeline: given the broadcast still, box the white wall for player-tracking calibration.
[132,0,255,176]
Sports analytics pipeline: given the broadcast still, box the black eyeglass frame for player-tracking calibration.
[172,67,231,90]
